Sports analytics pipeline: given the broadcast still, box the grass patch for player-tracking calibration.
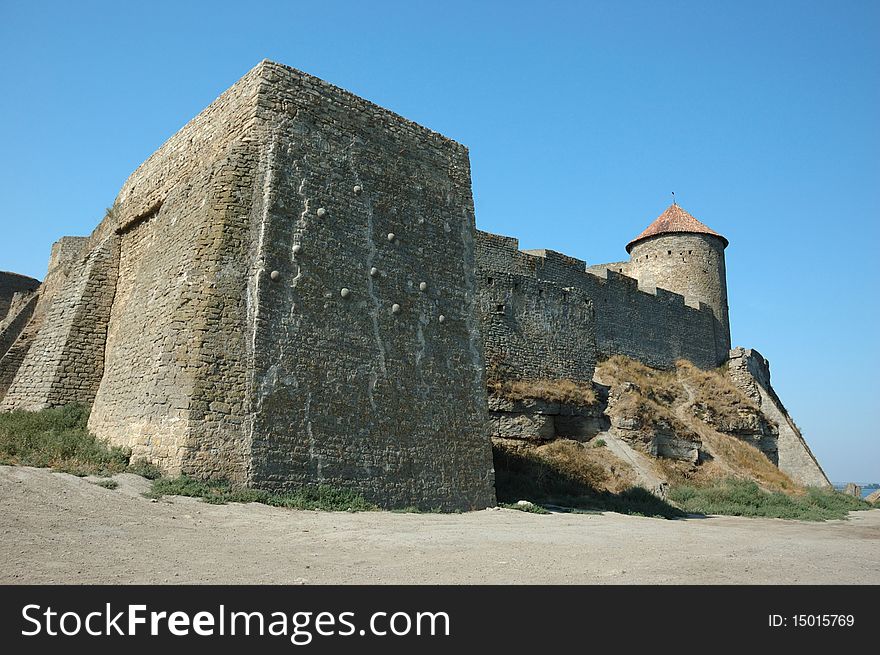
[127,459,163,480]
[147,476,377,512]
[493,440,684,519]
[677,360,765,429]
[488,378,597,406]
[668,478,872,521]
[596,356,697,440]
[500,501,551,514]
[592,438,606,448]
[93,478,118,490]
[0,404,130,476]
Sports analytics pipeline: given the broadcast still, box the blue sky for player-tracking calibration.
[1,1,877,482]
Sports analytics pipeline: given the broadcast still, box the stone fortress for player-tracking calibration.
[0,60,829,509]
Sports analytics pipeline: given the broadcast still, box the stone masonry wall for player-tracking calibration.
[1,236,119,411]
[0,272,40,321]
[475,230,721,371]
[0,237,92,403]
[728,347,830,487]
[246,62,495,510]
[0,293,38,361]
[68,60,496,509]
[477,269,596,383]
[584,268,719,369]
[87,64,265,481]
[627,232,730,362]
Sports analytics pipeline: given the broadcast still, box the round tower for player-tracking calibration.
[625,203,730,362]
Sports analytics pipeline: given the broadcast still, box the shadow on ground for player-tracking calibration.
[493,444,686,519]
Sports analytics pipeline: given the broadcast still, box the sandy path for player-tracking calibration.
[2,465,878,584]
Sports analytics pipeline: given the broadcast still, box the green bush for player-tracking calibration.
[147,476,377,512]
[668,478,872,521]
[127,459,163,480]
[0,404,129,476]
[499,502,551,514]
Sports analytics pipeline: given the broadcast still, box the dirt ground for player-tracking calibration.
[2,465,878,585]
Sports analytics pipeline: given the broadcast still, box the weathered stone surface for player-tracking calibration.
[488,412,555,442]
[0,272,40,322]
[652,434,701,463]
[843,483,862,498]
[553,414,609,441]
[1,237,118,411]
[487,396,561,415]
[1,60,496,511]
[866,489,880,504]
[486,394,608,442]
[728,348,830,487]
[475,230,725,372]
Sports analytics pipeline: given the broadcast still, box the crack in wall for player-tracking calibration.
[346,137,386,411]
[304,391,323,480]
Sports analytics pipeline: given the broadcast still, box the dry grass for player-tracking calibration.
[598,355,681,402]
[539,439,633,492]
[697,429,800,493]
[488,377,597,406]
[492,438,684,517]
[596,356,697,440]
[676,360,764,428]
[596,355,803,495]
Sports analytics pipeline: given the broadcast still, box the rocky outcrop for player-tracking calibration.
[865,489,880,504]
[690,396,779,464]
[606,381,702,463]
[727,348,830,487]
[487,395,609,443]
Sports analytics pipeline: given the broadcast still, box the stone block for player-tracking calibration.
[488,412,555,442]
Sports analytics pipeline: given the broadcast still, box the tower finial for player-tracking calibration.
[672,191,676,206]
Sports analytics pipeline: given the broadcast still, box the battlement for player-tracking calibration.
[476,229,725,370]
[47,237,89,275]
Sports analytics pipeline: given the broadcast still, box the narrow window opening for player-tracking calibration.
[486,277,493,285]
[495,304,505,314]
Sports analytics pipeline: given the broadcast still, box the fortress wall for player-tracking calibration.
[87,67,264,480]
[475,230,722,372]
[46,237,89,276]
[0,235,96,403]
[728,348,830,487]
[0,272,40,321]
[0,236,119,411]
[246,62,495,509]
[583,269,719,369]
[478,271,596,382]
[475,234,595,381]
[0,293,39,398]
[0,292,38,357]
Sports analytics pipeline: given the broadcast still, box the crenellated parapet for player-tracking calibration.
[476,229,725,372]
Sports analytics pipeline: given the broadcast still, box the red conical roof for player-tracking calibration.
[626,204,728,252]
